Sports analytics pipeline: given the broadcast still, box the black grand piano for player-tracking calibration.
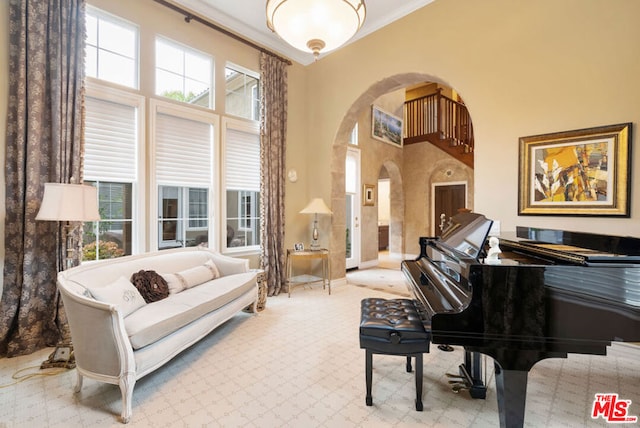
[401,212,640,428]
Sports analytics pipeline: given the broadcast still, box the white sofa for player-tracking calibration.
[57,247,258,423]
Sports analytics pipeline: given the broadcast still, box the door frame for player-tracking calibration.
[346,147,361,269]
[431,181,468,236]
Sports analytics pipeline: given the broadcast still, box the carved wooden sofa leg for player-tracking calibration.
[119,372,136,424]
[73,371,84,393]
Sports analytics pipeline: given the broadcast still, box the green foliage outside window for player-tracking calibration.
[162,90,198,103]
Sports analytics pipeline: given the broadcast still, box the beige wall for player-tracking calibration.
[2,0,640,288]
[297,0,640,276]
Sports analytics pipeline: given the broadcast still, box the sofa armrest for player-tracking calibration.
[207,251,250,276]
[58,279,135,380]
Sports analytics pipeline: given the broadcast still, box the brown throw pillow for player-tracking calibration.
[130,270,170,303]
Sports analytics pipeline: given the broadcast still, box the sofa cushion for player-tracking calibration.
[162,260,221,294]
[124,271,256,349]
[87,276,147,317]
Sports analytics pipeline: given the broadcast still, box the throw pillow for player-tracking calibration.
[162,273,185,294]
[205,259,221,279]
[130,270,170,303]
[161,260,220,294]
[87,276,147,317]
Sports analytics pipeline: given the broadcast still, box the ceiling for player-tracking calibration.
[171,0,434,65]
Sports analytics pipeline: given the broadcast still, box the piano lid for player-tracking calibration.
[513,226,640,262]
[440,212,493,259]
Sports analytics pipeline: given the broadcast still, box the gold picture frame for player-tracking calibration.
[518,123,631,216]
[363,184,375,206]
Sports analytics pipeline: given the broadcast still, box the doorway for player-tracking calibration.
[433,182,467,236]
[345,147,361,269]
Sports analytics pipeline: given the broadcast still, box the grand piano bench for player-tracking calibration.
[359,298,431,411]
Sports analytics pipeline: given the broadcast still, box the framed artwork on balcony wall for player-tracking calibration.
[363,184,375,206]
[518,122,631,216]
[371,105,403,147]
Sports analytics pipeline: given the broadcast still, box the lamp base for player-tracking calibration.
[41,344,75,370]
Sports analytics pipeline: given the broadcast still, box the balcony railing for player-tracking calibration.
[404,89,474,156]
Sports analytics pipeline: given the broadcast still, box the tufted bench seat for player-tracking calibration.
[359,298,431,411]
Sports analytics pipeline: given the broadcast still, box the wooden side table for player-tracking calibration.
[286,248,330,297]
[245,269,267,312]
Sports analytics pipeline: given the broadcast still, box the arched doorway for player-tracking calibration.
[330,73,470,276]
[378,160,403,256]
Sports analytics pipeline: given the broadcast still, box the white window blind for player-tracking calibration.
[225,128,260,191]
[156,113,212,186]
[84,96,137,181]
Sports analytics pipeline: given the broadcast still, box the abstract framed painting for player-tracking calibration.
[518,123,631,216]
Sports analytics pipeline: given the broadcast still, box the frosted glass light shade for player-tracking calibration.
[36,183,101,222]
[266,0,366,59]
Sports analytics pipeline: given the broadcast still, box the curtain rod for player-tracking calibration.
[152,0,292,66]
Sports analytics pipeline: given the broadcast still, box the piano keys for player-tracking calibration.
[401,212,640,428]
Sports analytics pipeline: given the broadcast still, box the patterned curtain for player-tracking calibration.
[259,52,288,296]
[0,0,86,357]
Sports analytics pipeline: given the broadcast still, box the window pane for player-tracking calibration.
[85,8,138,89]
[225,65,260,120]
[82,181,132,261]
[158,186,209,249]
[99,19,136,57]
[156,39,184,74]
[226,190,260,248]
[188,188,208,228]
[345,155,357,193]
[350,123,359,145]
[86,14,98,46]
[184,78,209,102]
[156,38,212,108]
[185,51,210,82]
[98,51,136,88]
[156,68,184,99]
[85,46,98,79]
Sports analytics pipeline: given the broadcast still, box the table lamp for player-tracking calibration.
[299,198,332,250]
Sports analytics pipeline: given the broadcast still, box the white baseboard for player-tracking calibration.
[332,277,347,287]
[359,259,379,269]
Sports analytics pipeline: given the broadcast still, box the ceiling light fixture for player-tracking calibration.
[266,0,366,60]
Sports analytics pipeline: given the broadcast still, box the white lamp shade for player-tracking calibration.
[266,0,366,56]
[36,183,101,222]
[299,198,332,215]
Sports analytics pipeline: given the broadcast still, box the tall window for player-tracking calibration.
[224,120,261,249]
[156,37,212,108]
[83,88,143,260]
[225,64,260,120]
[349,123,359,145]
[153,101,216,250]
[85,7,138,89]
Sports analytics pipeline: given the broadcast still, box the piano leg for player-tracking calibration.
[494,362,528,428]
[415,353,424,411]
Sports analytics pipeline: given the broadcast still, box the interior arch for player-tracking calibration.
[329,72,460,277]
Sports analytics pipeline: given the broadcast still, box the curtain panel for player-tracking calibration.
[1,0,86,357]
[259,53,288,296]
